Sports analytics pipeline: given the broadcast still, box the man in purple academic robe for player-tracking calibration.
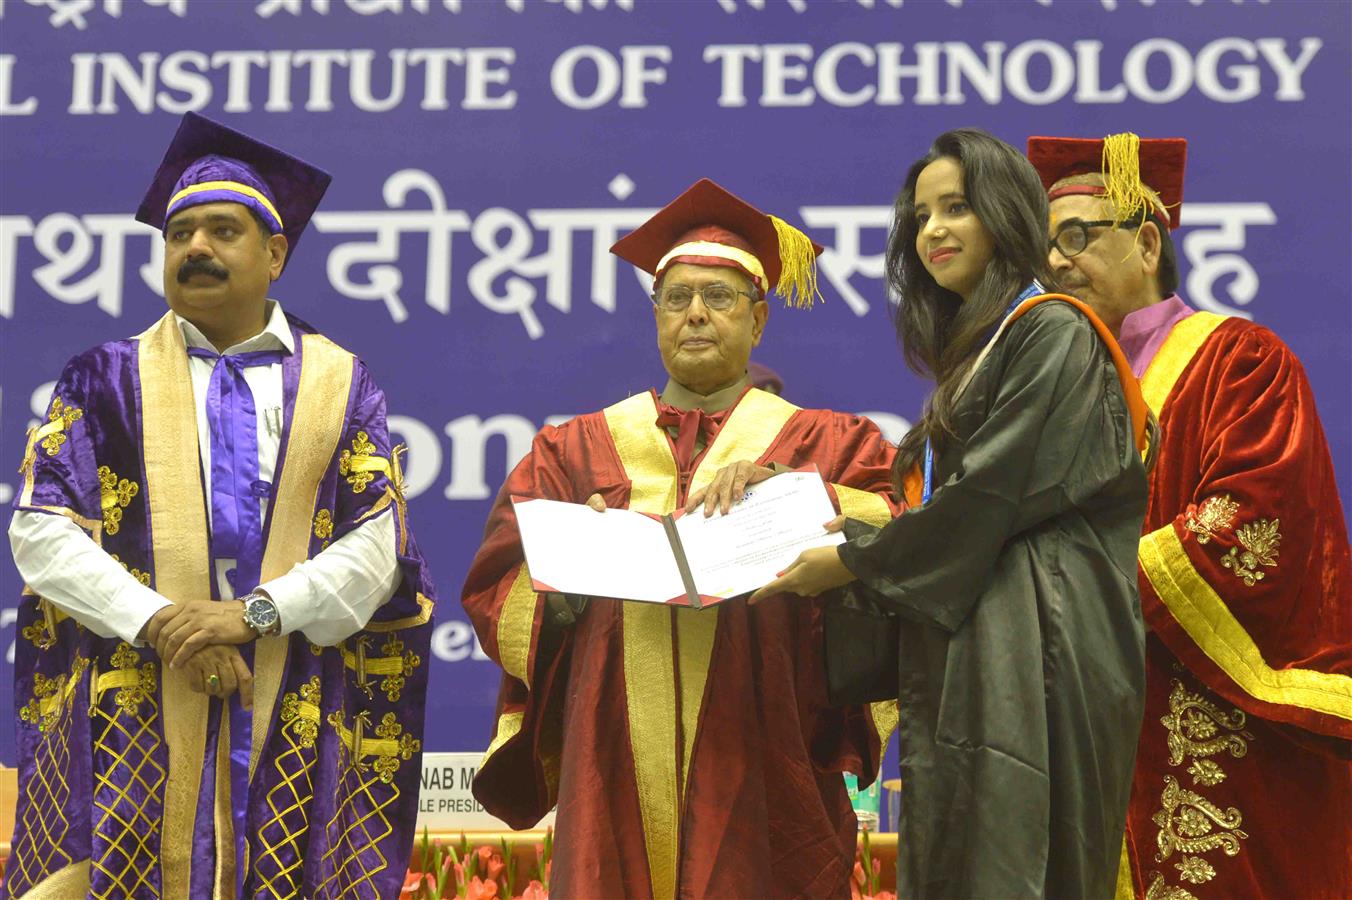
[5,112,435,899]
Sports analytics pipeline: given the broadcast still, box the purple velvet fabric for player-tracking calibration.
[6,315,435,899]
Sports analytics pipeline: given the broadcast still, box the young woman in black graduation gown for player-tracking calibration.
[753,129,1149,899]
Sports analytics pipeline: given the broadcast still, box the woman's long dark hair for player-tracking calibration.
[889,128,1056,491]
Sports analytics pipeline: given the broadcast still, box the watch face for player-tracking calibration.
[249,597,278,628]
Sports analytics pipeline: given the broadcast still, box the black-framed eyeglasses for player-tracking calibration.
[651,283,758,312]
[1049,215,1144,259]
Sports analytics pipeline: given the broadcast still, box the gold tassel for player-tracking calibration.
[769,215,822,310]
[1101,132,1172,231]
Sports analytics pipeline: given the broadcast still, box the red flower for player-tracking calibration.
[521,880,549,900]
[400,868,432,899]
[466,875,499,900]
[475,845,506,883]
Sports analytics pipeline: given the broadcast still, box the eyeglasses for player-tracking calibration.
[1049,216,1144,259]
[651,284,758,312]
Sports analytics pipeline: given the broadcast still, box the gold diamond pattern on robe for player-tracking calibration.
[256,676,322,897]
[317,709,403,896]
[7,655,86,895]
[90,644,166,899]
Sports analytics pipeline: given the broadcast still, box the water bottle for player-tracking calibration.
[842,772,880,831]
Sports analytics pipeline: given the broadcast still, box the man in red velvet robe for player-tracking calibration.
[461,179,900,899]
[1030,133,1352,899]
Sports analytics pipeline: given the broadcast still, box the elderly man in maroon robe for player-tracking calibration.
[462,179,900,899]
[6,112,435,899]
[1029,133,1351,900]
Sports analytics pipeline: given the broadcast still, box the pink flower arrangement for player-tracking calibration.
[400,827,552,900]
[400,824,896,899]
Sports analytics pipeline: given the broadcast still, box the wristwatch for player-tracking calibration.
[241,591,281,637]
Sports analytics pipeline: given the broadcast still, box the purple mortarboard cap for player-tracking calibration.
[135,112,331,274]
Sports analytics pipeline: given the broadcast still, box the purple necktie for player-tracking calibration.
[187,346,283,595]
[187,344,282,889]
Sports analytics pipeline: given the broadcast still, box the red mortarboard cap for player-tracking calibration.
[610,178,824,308]
[1027,134,1187,230]
[136,112,332,273]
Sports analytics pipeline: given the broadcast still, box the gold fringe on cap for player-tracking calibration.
[769,215,822,310]
[1101,132,1171,230]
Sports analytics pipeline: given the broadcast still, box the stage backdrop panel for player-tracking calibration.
[2,0,1348,769]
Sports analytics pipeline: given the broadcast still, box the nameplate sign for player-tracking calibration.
[416,751,556,832]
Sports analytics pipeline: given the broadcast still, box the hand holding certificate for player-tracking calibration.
[513,470,843,608]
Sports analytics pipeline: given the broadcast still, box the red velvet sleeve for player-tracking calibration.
[460,413,632,826]
[1139,323,1352,739]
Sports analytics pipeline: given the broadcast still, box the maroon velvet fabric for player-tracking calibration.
[463,391,898,898]
[1123,318,1352,899]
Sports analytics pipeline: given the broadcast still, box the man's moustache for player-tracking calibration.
[177,259,229,283]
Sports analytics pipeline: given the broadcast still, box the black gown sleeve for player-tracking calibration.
[837,303,1136,633]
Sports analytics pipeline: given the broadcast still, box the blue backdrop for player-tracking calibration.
[2,0,1349,769]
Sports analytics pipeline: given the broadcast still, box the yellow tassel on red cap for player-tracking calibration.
[1102,133,1173,230]
[770,216,822,310]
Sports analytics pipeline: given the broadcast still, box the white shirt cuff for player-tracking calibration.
[106,582,174,646]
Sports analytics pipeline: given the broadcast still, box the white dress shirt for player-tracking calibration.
[9,301,400,646]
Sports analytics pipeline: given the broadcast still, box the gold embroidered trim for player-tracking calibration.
[137,310,212,898]
[38,398,84,458]
[1161,681,1251,781]
[1139,312,1229,416]
[96,642,158,716]
[278,676,323,749]
[481,710,525,767]
[1183,494,1238,545]
[1138,524,1352,719]
[96,465,139,535]
[362,592,434,633]
[835,482,893,528]
[21,599,69,650]
[870,699,900,746]
[252,331,354,784]
[497,565,539,689]
[1149,681,1251,896]
[313,508,334,540]
[327,710,421,784]
[604,387,800,900]
[1145,872,1198,900]
[1174,856,1216,885]
[257,675,322,896]
[338,430,390,493]
[109,554,151,587]
[1153,775,1247,861]
[1221,518,1280,587]
[340,634,421,702]
[19,654,88,733]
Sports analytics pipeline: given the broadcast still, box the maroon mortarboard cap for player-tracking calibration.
[610,178,824,309]
[1027,134,1187,230]
[135,112,332,273]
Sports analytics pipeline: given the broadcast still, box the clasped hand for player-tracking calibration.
[142,601,256,708]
